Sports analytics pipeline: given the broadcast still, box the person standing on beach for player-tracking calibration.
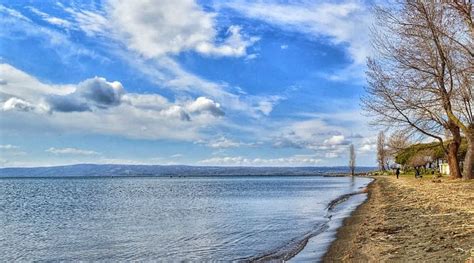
[396,168,400,179]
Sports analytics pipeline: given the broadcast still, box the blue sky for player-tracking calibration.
[0,0,379,167]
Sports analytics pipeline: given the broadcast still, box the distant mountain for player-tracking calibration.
[0,164,376,178]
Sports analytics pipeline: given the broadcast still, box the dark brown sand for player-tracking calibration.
[323,176,474,262]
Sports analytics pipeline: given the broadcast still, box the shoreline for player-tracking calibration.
[323,176,474,262]
[246,176,373,262]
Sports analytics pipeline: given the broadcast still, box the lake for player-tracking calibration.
[0,176,371,261]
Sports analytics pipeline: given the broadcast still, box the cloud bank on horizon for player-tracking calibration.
[0,0,378,167]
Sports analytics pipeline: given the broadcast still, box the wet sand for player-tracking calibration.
[324,175,474,262]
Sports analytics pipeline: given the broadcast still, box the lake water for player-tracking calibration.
[0,176,371,261]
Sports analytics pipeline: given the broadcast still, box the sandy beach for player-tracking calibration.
[324,175,474,262]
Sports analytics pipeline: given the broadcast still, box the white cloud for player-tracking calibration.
[186,96,224,117]
[0,63,226,141]
[358,135,377,154]
[359,143,376,154]
[0,144,27,157]
[0,64,74,100]
[196,136,259,149]
[221,0,372,64]
[205,137,242,149]
[255,95,284,116]
[198,154,322,166]
[0,5,31,22]
[0,6,108,63]
[22,1,276,118]
[62,5,109,36]
[46,147,100,155]
[267,113,367,159]
[324,135,349,146]
[160,105,191,121]
[28,7,72,28]
[47,77,124,112]
[1,97,35,112]
[104,0,256,58]
[0,144,19,150]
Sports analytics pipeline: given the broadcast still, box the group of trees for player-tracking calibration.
[375,131,409,171]
[363,1,473,179]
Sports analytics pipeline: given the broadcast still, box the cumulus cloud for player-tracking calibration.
[46,147,100,155]
[160,106,191,121]
[1,3,279,120]
[268,117,357,160]
[186,97,224,117]
[47,77,124,112]
[121,93,169,111]
[1,97,35,112]
[0,64,227,141]
[78,77,124,107]
[106,0,256,58]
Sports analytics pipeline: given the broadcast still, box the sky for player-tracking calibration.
[0,0,379,167]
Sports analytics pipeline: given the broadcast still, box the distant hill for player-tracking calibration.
[0,164,376,178]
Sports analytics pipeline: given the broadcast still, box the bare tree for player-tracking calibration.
[349,144,356,176]
[387,131,410,154]
[377,131,387,171]
[363,1,473,179]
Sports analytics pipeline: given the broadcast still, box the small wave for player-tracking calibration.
[326,188,367,212]
[239,188,369,262]
[237,224,329,262]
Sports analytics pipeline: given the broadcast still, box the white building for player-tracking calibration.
[439,162,450,175]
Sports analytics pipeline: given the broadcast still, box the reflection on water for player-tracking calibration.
[0,176,371,261]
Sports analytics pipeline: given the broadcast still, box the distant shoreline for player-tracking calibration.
[323,176,474,261]
[0,164,377,178]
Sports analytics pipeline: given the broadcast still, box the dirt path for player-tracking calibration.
[324,176,474,262]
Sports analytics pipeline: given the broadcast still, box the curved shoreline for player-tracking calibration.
[322,177,376,262]
[323,176,473,262]
[240,177,373,262]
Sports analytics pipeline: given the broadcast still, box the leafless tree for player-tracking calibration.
[387,131,410,154]
[363,1,473,179]
[377,131,387,171]
[349,144,356,176]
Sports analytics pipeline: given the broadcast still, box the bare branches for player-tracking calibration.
[364,1,473,178]
[377,131,387,171]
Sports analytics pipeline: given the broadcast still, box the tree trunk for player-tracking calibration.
[462,125,474,180]
[447,124,462,179]
[447,142,462,179]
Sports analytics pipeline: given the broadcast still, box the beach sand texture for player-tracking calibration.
[324,176,474,262]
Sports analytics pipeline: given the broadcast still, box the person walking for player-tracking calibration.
[396,168,400,179]
[415,167,420,178]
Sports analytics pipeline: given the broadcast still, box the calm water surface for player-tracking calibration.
[0,176,371,261]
